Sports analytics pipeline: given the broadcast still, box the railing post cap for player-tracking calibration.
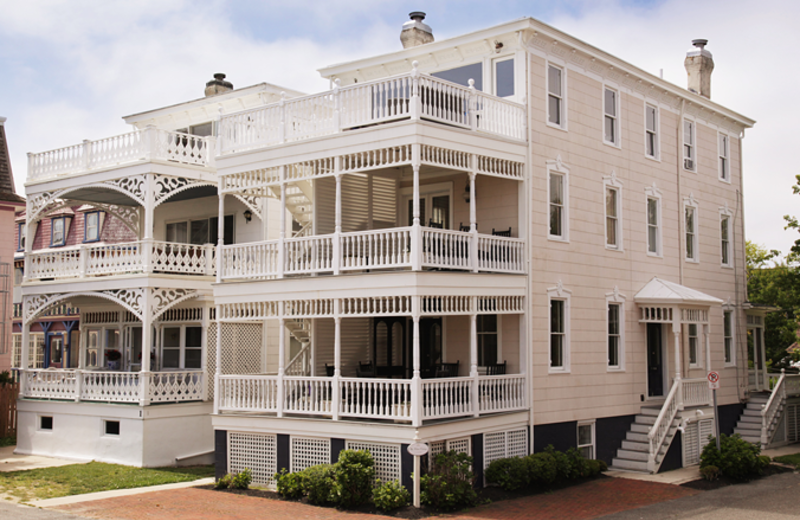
[468,78,475,90]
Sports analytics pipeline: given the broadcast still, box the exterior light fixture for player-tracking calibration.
[462,181,470,203]
[243,209,252,223]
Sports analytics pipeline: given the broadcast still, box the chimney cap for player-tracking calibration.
[205,73,234,96]
[409,11,426,21]
[691,39,708,50]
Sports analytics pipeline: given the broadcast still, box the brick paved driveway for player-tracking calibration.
[56,477,698,520]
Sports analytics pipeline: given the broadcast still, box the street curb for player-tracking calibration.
[29,477,214,508]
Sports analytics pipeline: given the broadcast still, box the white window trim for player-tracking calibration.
[687,322,703,369]
[644,102,660,161]
[548,281,571,374]
[546,61,567,131]
[683,118,697,172]
[399,181,454,229]
[547,156,570,242]
[684,195,699,264]
[477,314,502,367]
[718,131,731,183]
[723,306,736,367]
[159,322,203,370]
[577,420,596,460]
[720,206,734,268]
[645,183,663,258]
[606,287,626,371]
[602,85,621,148]
[603,171,623,251]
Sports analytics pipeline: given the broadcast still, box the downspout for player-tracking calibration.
[735,128,746,401]
[677,99,685,286]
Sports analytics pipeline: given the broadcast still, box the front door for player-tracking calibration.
[418,318,443,378]
[46,333,64,368]
[647,323,664,397]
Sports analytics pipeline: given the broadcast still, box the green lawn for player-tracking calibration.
[0,462,214,502]
[772,452,800,467]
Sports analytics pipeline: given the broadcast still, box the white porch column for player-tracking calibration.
[332,300,341,421]
[672,315,682,409]
[142,174,155,274]
[22,213,34,283]
[277,166,286,279]
[333,173,342,276]
[213,306,222,414]
[469,162,478,273]
[20,318,30,395]
[759,327,768,392]
[277,302,286,418]
[200,305,209,402]
[140,290,152,406]
[411,296,421,426]
[217,194,225,283]
[470,298,479,417]
[411,144,421,272]
[703,323,711,375]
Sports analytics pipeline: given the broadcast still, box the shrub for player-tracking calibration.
[303,464,336,505]
[526,452,558,487]
[332,450,375,508]
[544,445,581,481]
[700,434,770,481]
[230,468,252,489]
[215,473,232,490]
[372,479,410,511]
[275,468,305,499]
[584,459,604,477]
[485,456,528,491]
[565,447,589,478]
[700,465,720,481]
[420,450,478,511]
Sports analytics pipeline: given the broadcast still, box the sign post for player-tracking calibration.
[707,371,721,450]
[407,433,428,508]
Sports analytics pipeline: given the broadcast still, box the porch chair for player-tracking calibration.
[492,227,512,237]
[325,363,335,377]
[485,361,507,376]
[459,222,474,232]
[434,361,460,378]
[356,360,376,378]
[428,218,444,229]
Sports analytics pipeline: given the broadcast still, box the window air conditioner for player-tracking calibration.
[684,158,694,170]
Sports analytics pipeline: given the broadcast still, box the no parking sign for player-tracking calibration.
[707,371,720,390]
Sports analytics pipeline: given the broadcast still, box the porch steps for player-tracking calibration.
[733,392,771,445]
[610,406,675,473]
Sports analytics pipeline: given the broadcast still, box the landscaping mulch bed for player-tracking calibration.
[202,474,609,519]
[680,464,792,491]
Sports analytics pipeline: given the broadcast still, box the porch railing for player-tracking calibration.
[220,227,525,280]
[216,374,526,424]
[218,69,526,156]
[647,378,681,473]
[20,369,205,405]
[681,378,711,407]
[25,240,216,281]
[28,128,215,183]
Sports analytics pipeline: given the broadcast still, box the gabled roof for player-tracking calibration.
[0,117,25,204]
[634,277,723,306]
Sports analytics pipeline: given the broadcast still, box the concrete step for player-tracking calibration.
[615,449,649,462]
[743,408,762,416]
[630,423,651,433]
[639,407,662,416]
[621,440,649,452]
[626,432,649,443]
[738,435,761,445]
[611,458,649,472]
[636,415,657,425]
[739,414,761,424]
[734,427,761,437]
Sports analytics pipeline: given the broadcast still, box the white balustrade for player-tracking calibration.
[340,76,414,128]
[647,379,681,472]
[339,378,412,421]
[218,375,278,412]
[284,236,334,274]
[285,343,311,376]
[27,249,82,279]
[23,369,78,400]
[220,241,279,279]
[418,76,471,128]
[474,93,527,140]
[421,377,473,420]
[421,228,472,270]
[149,241,215,275]
[478,235,525,273]
[340,228,412,271]
[478,375,526,413]
[785,374,800,396]
[149,371,204,403]
[284,95,336,142]
[681,378,711,407]
[28,129,214,182]
[283,377,333,415]
[85,243,142,275]
[80,371,141,403]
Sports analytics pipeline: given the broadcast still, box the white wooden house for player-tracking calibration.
[15,14,799,479]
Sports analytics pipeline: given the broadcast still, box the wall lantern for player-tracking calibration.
[243,209,253,223]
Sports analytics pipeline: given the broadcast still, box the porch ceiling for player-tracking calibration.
[634,277,723,306]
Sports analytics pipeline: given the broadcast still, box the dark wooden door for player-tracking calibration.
[419,318,442,378]
[647,323,664,397]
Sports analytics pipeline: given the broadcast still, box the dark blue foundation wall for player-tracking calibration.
[214,430,227,480]
[718,402,746,436]
[596,415,636,465]
[658,430,683,473]
[277,434,290,473]
[533,421,577,453]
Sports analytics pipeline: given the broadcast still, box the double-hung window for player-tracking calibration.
[548,287,570,372]
[604,87,619,145]
[683,120,696,171]
[720,214,732,267]
[723,310,734,365]
[550,172,565,239]
[647,197,660,255]
[608,303,621,368]
[719,134,730,182]
[84,212,100,242]
[606,187,620,249]
[685,205,697,262]
[645,104,658,158]
[51,217,66,247]
[577,422,595,459]
[166,215,234,245]
[688,323,700,367]
[477,315,499,366]
[547,64,565,127]
[162,325,202,369]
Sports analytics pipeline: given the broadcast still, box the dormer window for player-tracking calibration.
[51,217,68,247]
[84,211,101,243]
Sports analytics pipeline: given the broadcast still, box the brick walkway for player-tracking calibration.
[56,478,699,520]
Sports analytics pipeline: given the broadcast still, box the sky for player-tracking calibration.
[0,0,797,257]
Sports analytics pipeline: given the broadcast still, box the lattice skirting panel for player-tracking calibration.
[291,437,331,472]
[345,440,401,483]
[206,322,217,400]
[228,432,277,487]
[208,322,264,400]
[484,428,528,470]
[428,437,471,466]
[683,419,714,466]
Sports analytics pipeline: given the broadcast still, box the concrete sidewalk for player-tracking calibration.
[0,445,83,472]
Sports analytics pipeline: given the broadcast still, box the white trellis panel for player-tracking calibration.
[484,428,528,471]
[220,323,262,375]
[345,441,401,484]
[229,432,277,487]
[291,437,331,472]
[206,322,217,400]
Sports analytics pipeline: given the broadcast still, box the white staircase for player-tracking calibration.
[611,406,678,473]
[284,318,312,376]
[733,392,770,445]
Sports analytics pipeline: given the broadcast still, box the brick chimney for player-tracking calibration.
[684,39,714,99]
[400,12,434,49]
[205,73,233,97]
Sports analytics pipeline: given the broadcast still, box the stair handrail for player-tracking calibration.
[285,342,311,376]
[761,368,786,446]
[647,379,681,472]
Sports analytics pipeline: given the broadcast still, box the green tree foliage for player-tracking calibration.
[746,241,798,367]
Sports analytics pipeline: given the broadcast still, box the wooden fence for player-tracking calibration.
[0,383,19,438]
